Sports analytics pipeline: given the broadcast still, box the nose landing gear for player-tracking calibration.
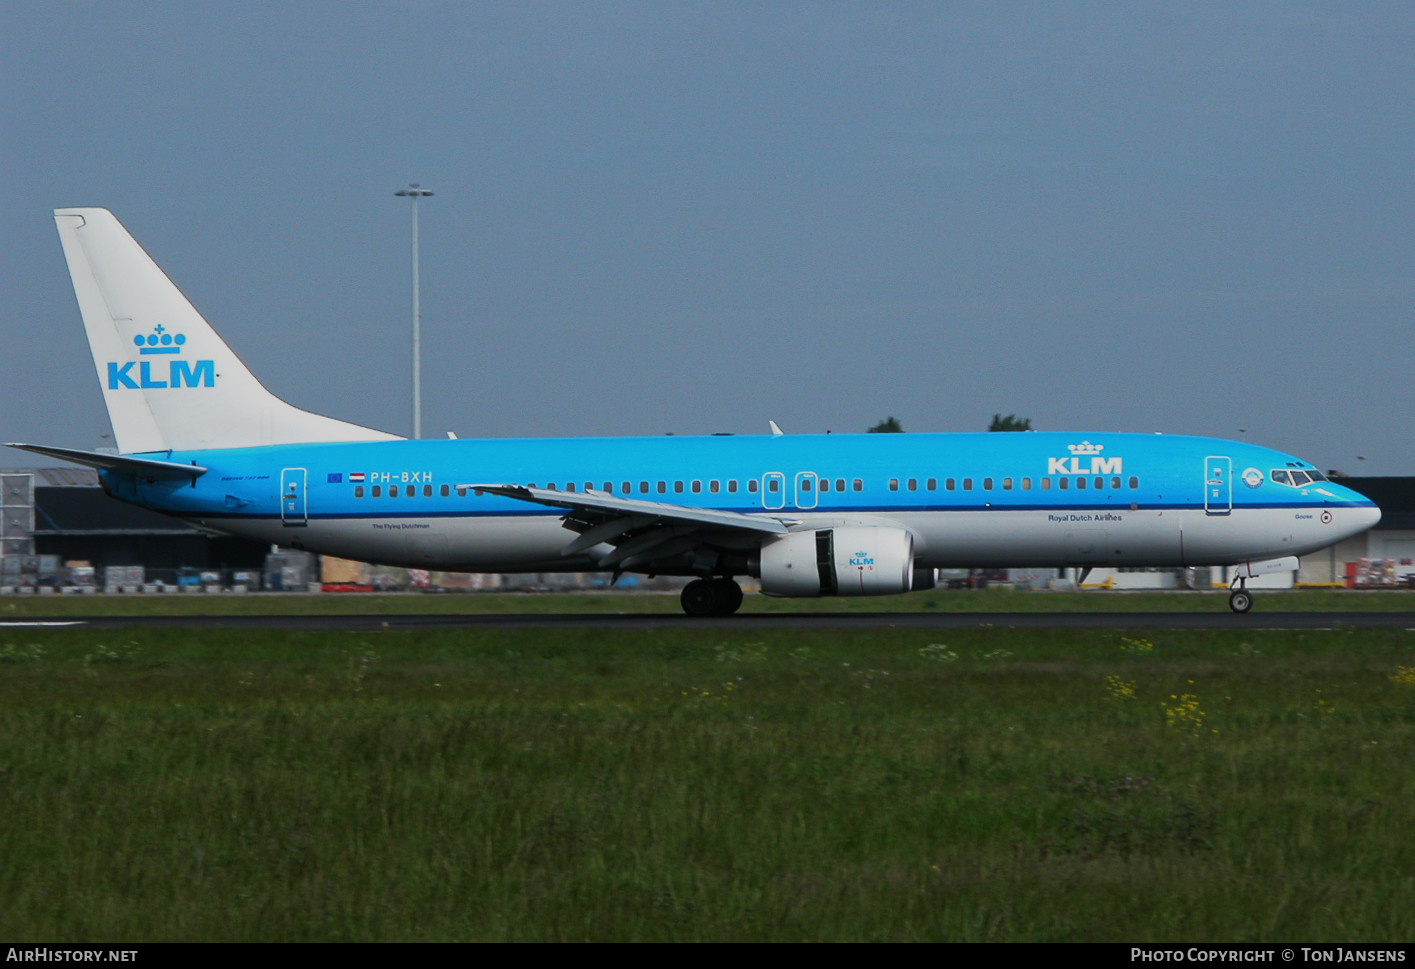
[1228,578,1253,614]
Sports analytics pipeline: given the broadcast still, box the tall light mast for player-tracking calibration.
[395,183,434,438]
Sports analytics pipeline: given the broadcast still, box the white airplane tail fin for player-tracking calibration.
[53,208,402,454]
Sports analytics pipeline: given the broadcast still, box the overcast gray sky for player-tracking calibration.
[3,1,1411,473]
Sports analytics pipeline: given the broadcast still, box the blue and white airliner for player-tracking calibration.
[7,208,1381,615]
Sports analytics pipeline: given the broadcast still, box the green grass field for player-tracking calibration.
[3,618,1413,941]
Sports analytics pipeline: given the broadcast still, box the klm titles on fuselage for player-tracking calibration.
[1047,455,1123,475]
[1048,442,1122,475]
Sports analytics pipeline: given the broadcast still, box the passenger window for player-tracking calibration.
[1128,477,1138,489]
[801,478,812,491]
[853,479,863,491]
[691,480,701,493]
[674,481,683,493]
[946,478,956,491]
[424,485,432,497]
[1022,477,1032,490]
[927,478,937,490]
[890,478,899,491]
[767,478,779,492]
[836,479,846,492]
[1094,477,1103,490]
[657,481,666,494]
[983,477,993,490]
[710,480,720,493]
[749,480,758,493]
[729,480,739,493]
[1003,477,1013,490]
[390,485,399,497]
[372,485,382,497]
[441,484,449,497]
[640,481,649,494]
[1076,477,1086,490]
[1111,477,1121,490]
[1058,477,1068,490]
[355,486,365,498]
[1041,477,1051,490]
[819,479,830,492]
[963,478,973,491]
[907,478,917,491]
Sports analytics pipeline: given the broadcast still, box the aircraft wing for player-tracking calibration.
[467,483,793,572]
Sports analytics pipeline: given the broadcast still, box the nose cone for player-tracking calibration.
[1352,501,1382,533]
[1329,487,1381,540]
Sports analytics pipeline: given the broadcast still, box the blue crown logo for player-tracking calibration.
[134,325,187,355]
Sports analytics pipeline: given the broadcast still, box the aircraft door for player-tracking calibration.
[762,472,786,510]
[1204,456,1232,516]
[281,467,308,527]
[794,471,819,509]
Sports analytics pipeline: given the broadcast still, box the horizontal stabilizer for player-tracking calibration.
[4,443,207,480]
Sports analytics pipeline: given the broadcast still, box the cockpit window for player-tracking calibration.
[1272,469,1319,487]
[1271,470,1293,486]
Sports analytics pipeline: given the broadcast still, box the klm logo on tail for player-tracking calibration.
[108,326,215,390]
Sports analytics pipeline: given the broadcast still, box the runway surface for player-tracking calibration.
[7,611,1415,631]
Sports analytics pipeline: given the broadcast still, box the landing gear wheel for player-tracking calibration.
[680,578,744,617]
[710,578,744,615]
[1229,589,1253,614]
[681,579,719,617]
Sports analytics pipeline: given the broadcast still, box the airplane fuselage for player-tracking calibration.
[102,430,1379,576]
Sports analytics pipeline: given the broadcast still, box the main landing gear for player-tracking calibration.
[1228,578,1253,614]
[681,577,744,617]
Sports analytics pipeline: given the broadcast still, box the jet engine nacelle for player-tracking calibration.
[758,526,916,597]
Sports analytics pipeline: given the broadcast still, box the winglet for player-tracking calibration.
[769,420,784,437]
